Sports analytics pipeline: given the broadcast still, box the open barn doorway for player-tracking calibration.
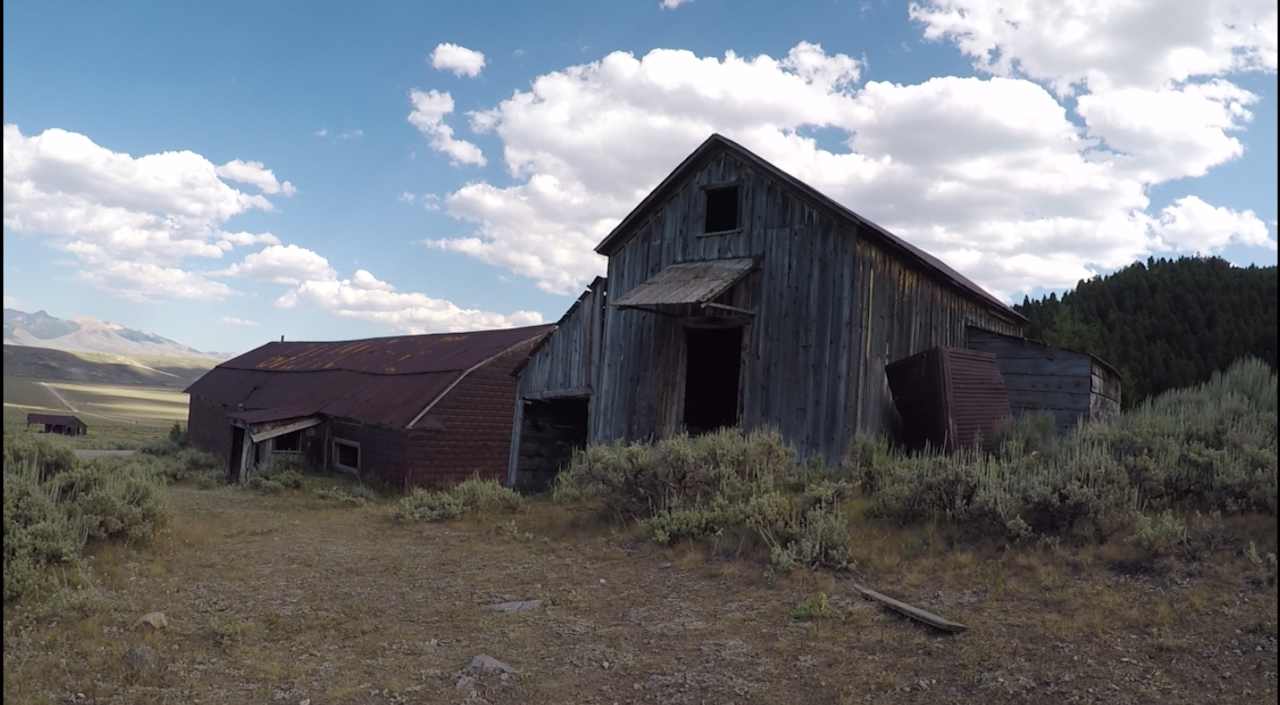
[683,325,743,434]
[513,397,589,492]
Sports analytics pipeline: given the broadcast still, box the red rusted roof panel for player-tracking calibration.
[217,325,553,375]
[185,326,552,428]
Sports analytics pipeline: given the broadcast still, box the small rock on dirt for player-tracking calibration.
[135,611,169,630]
[467,655,516,675]
[488,599,543,613]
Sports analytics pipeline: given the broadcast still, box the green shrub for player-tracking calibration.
[555,429,850,570]
[991,411,1059,458]
[1130,510,1187,557]
[272,470,304,489]
[395,476,522,522]
[3,433,78,482]
[3,454,167,602]
[396,489,464,521]
[791,592,834,621]
[864,358,1277,541]
[247,476,285,494]
[314,485,368,505]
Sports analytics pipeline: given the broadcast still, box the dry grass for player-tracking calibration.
[3,486,1275,705]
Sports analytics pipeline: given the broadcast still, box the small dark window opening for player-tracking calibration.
[335,440,360,470]
[704,185,739,233]
[273,430,301,452]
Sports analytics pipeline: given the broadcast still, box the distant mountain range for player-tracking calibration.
[4,308,226,362]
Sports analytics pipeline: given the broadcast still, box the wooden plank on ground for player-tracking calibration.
[852,582,968,633]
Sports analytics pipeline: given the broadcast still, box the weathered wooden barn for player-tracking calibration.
[965,326,1122,432]
[185,325,551,490]
[509,134,1031,484]
[27,413,87,436]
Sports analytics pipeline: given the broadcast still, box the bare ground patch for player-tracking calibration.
[3,487,1276,705]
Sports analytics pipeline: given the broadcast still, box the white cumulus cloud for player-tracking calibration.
[909,0,1278,94]
[218,244,337,285]
[408,89,486,166]
[421,37,1274,300]
[431,42,487,78]
[3,124,295,301]
[1152,196,1273,252]
[221,316,260,327]
[275,267,543,333]
[215,159,296,196]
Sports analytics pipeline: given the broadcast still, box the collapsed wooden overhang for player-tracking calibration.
[610,258,757,316]
[228,407,324,443]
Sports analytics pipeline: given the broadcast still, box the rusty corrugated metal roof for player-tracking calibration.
[611,258,755,308]
[185,325,552,429]
[219,325,553,375]
[886,347,1010,452]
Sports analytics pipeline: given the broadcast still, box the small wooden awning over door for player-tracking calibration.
[610,258,756,311]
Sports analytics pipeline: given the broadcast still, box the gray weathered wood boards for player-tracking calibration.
[510,278,607,485]
[612,258,756,308]
[965,326,1121,432]
[517,277,607,402]
[586,137,1025,463]
[853,582,968,633]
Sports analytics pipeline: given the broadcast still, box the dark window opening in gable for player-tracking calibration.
[704,185,739,233]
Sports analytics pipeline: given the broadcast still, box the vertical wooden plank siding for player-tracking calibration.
[516,278,607,400]
[591,145,1024,463]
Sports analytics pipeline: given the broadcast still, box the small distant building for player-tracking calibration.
[965,326,1122,432]
[185,326,552,490]
[26,413,87,436]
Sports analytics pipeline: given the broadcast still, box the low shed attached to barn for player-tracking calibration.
[185,325,552,490]
[965,326,1122,432]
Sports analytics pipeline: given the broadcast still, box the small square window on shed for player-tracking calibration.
[704,185,739,233]
[334,439,360,472]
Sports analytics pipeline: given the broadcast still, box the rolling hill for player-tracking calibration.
[4,308,224,361]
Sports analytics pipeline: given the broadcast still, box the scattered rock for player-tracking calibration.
[467,654,516,675]
[488,599,543,613]
[134,611,169,630]
[124,644,158,673]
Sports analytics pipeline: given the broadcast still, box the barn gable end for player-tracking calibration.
[506,134,1030,474]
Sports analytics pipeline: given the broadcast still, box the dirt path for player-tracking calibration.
[3,488,1276,705]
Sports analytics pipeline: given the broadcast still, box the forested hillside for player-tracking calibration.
[1016,256,1277,405]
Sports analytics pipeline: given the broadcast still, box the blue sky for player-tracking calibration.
[4,0,1276,353]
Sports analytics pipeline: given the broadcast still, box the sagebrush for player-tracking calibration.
[3,436,168,601]
[861,358,1277,540]
[553,429,850,570]
[395,476,522,522]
